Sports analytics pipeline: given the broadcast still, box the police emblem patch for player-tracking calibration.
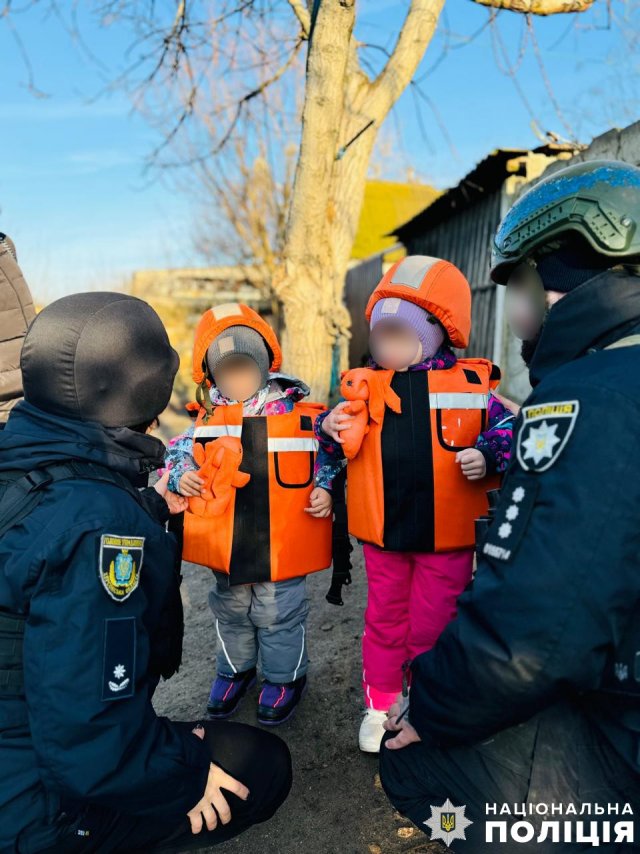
[99,534,145,602]
[516,400,579,472]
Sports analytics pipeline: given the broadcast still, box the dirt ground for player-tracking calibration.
[153,544,448,854]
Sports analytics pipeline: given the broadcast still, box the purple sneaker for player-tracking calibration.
[206,667,256,719]
[257,675,307,726]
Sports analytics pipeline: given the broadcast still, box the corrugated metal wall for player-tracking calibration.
[403,191,502,360]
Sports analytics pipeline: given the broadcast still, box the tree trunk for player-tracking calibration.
[279,273,338,401]
[277,0,445,401]
[275,0,357,399]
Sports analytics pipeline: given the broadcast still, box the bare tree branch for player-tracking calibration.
[471,0,595,14]
[285,0,310,37]
[367,0,445,118]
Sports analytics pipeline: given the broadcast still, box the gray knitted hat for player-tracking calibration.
[206,325,270,389]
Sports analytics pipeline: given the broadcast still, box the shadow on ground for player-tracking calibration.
[153,544,449,854]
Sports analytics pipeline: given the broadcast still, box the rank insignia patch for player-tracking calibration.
[516,400,580,472]
[481,479,539,562]
[99,534,145,602]
[102,617,136,701]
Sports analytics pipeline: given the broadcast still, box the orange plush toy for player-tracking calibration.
[189,436,250,517]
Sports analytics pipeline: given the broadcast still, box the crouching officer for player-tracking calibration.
[0,292,291,852]
[379,160,640,852]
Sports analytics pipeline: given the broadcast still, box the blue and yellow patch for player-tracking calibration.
[99,534,145,602]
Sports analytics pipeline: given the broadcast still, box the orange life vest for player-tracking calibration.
[342,361,501,552]
[343,253,503,552]
[182,401,333,583]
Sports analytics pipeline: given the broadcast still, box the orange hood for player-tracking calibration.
[192,302,282,385]
[365,256,471,349]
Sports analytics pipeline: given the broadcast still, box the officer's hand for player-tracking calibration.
[383,720,421,750]
[187,760,250,833]
[456,448,487,481]
[179,470,206,497]
[383,699,422,751]
[383,694,421,750]
[166,491,189,514]
[305,486,333,518]
[154,471,189,514]
[322,402,354,444]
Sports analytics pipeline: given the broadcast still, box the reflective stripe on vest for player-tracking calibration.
[429,392,489,410]
[194,425,243,439]
[267,438,318,453]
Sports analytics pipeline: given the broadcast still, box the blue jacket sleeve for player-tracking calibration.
[410,380,640,747]
[165,427,197,493]
[474,392,515,474]
[313,410,345,491]
[23,515,211,821]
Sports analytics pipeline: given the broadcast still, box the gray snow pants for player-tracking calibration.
[209,574,309,684]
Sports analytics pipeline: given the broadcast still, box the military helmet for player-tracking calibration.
[22,292,179,428]
[491,160,640,284]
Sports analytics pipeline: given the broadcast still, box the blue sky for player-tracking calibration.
[0,1,637,302]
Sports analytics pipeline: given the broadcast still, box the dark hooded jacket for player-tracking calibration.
[409,269,640,778]
[0,403,211,852]
[0,292,210,852]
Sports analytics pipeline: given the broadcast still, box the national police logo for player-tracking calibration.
[423,798,473,846]
[99,534,145,602]
[516,400,580,472]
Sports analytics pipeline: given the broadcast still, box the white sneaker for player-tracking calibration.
[359,708,388,753]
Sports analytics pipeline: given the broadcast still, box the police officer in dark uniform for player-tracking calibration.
[379,161,640,851]
[0,292,291,852]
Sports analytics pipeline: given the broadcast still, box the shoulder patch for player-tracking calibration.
[102,617,136,701]
[99,534,145,602]
[516,400,579,472]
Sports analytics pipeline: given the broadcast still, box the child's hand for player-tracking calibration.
[179,470,206,497]
[322,402,354,444]
[456,448,487,481]
[305,487,333,518]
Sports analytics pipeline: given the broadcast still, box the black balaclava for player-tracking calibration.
[535,233,613,294]
[21,292,179,427]
[520,234,614,366]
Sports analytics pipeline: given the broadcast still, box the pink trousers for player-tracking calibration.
[361,543,473,711]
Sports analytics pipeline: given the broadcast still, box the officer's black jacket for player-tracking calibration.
[410,269,640,776]
[0,402,211,852]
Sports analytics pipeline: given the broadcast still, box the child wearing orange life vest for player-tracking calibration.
[165,304,340,725]
[317,256,515,752]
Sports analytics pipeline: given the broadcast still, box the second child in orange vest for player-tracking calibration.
[165,304,341,726]
[317,256,515,753]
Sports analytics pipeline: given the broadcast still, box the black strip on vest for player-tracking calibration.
[490,364,502,382]
[463,368,482,385]
[300,415,313,431]
[380,372,435,552]
[229,417,271,584]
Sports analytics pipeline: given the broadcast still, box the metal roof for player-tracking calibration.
[393,143,578,240]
